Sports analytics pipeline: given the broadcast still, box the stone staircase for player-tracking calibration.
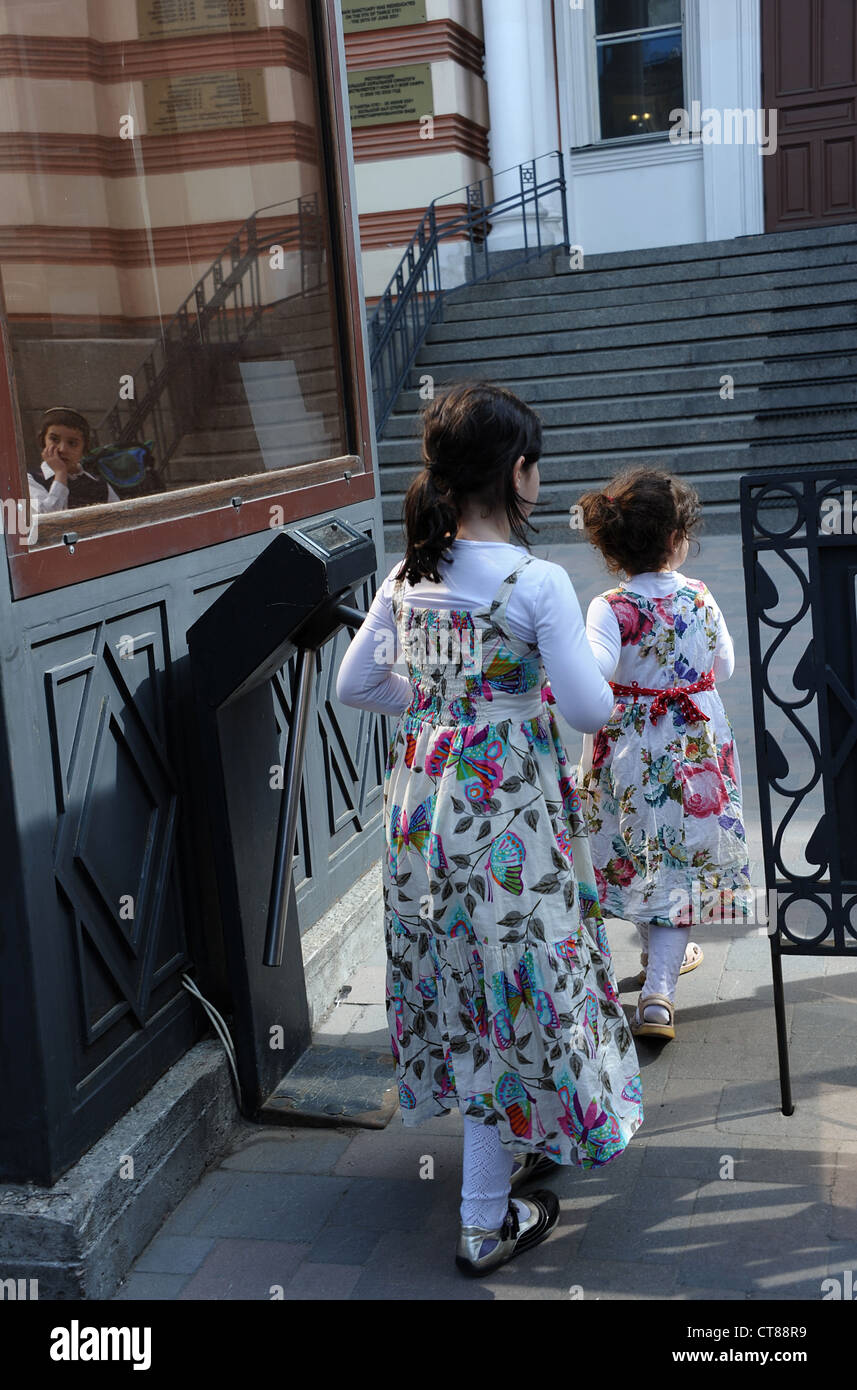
[168,290,344,487]
[377,223,857,552]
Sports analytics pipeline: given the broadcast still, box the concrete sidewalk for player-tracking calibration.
[112,536,857,1301]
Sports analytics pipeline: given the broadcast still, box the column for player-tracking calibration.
[482,0,564,250]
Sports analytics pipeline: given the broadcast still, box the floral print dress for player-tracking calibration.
[384,554,643,1168]
[578,578,751,927]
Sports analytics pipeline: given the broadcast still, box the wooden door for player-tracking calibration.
[762,0,857,230]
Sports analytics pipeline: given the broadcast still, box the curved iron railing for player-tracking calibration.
[368,151,570,436]
[94,193,325,474]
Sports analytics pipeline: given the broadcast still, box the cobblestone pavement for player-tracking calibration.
[113,535,857,1301]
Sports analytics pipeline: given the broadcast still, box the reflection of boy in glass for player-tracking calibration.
[28,407,119,513]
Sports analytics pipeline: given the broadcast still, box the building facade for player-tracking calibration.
[343,0,856,300]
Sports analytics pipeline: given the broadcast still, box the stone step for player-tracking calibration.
[201,392,342,430]
[422,283,855,346]
[464,222,857,286]
[174,416,344,457]
[378,406,857,471]
[217,367,339,405]
[448,237,857,304]
[379,436,855,501]
[411,324,856,377]
[383,379,856,437]
[442,258,857,321]
[390,354,857,415]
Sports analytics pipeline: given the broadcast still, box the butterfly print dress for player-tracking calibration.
[384,554,643,1168]
[578,578,752,927]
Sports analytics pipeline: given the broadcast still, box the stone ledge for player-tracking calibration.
[0,1041,241,1299]
[301,861,383,1031]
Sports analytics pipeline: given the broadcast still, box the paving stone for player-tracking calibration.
[638,1077,728,1145]
[326,1175,457,1231]
[112,1272,191,1300]
[664,1042,779,1081]
[283,1261,362,1299]
[831,1162,857,1239]
[339,1002,389,1043]
[192,1173,350,1242]
[716,1077,857,1142]
[575,1174,699,1264]
[822,956,857,979]
[332,1128,462,1183]
[348,1229,495,1300]
[132,1236,216,1275]
[306,1224,384,1265]
[505,1256,679,1301]
[220,1129,352,1174]
[677,1179,833,1293]
[178,1238,310,1300]
[640,1144,738,1181]
[155,1170,237,1238]
[343,964,387,1006]
[725,937,772,971]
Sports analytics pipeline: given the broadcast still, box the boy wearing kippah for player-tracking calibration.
[28,407,119,513]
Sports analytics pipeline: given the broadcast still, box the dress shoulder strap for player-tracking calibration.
[487,553,536,619]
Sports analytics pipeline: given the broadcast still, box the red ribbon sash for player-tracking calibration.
[609,669,716,725]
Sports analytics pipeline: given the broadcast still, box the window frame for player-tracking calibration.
[589,0,687,146]
[0,0,375,600]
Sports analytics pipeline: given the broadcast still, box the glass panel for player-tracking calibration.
[597,31,684,138]
[595,0,682,35]
[0,0,349,531]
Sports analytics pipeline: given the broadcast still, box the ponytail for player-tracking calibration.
[399,467,460,586]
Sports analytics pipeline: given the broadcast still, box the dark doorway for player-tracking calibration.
[762,0,857,231]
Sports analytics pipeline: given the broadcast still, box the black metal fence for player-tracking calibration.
[368,151,570,437]
[741,466,857,1112]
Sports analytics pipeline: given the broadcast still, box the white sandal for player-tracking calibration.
[630,991,676,1041]
[637,941,703,987]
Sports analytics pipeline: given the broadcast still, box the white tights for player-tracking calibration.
[460,1116,528,1231]
[636,922,691,1025]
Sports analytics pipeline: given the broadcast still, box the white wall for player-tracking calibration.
[553,0,764,254]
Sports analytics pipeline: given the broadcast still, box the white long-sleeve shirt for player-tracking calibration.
[585,569,736,682]
[28,461,119,513]
[335,538,615,734]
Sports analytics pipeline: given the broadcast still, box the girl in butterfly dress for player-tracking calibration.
[336,385,643,1278]
[577,468,752,1041]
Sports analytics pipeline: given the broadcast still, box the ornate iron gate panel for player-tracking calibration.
[741,467,857,1111]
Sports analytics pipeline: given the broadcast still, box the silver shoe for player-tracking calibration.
[456,1189,560,1277]
[510,1152,558,1191]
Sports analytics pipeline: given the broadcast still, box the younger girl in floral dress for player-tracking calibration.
[577,468,751,1039]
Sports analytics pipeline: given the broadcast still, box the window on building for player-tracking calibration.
[0,0,369,593]
[595,0,684,141]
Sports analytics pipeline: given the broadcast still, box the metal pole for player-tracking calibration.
[769,933,795,1115]
[559,149,570,252]
[263,645,317,967]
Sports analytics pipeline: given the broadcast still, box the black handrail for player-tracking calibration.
[94,193,325,476]
[368,151,570,436]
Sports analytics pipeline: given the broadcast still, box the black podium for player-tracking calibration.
[187,517,376,1116]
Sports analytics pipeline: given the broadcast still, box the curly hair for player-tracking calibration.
[578,467,702,576]
[395,382,542,586]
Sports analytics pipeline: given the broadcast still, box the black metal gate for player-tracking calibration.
[741,466,857,1112]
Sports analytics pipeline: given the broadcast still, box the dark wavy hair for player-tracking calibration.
[578,466,702,576]
[394,382,542,586]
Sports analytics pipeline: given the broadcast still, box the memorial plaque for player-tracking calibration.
[348,64,433,128]
[144,69,269,135]
[137,0,257,40]
[342,0,427,33]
